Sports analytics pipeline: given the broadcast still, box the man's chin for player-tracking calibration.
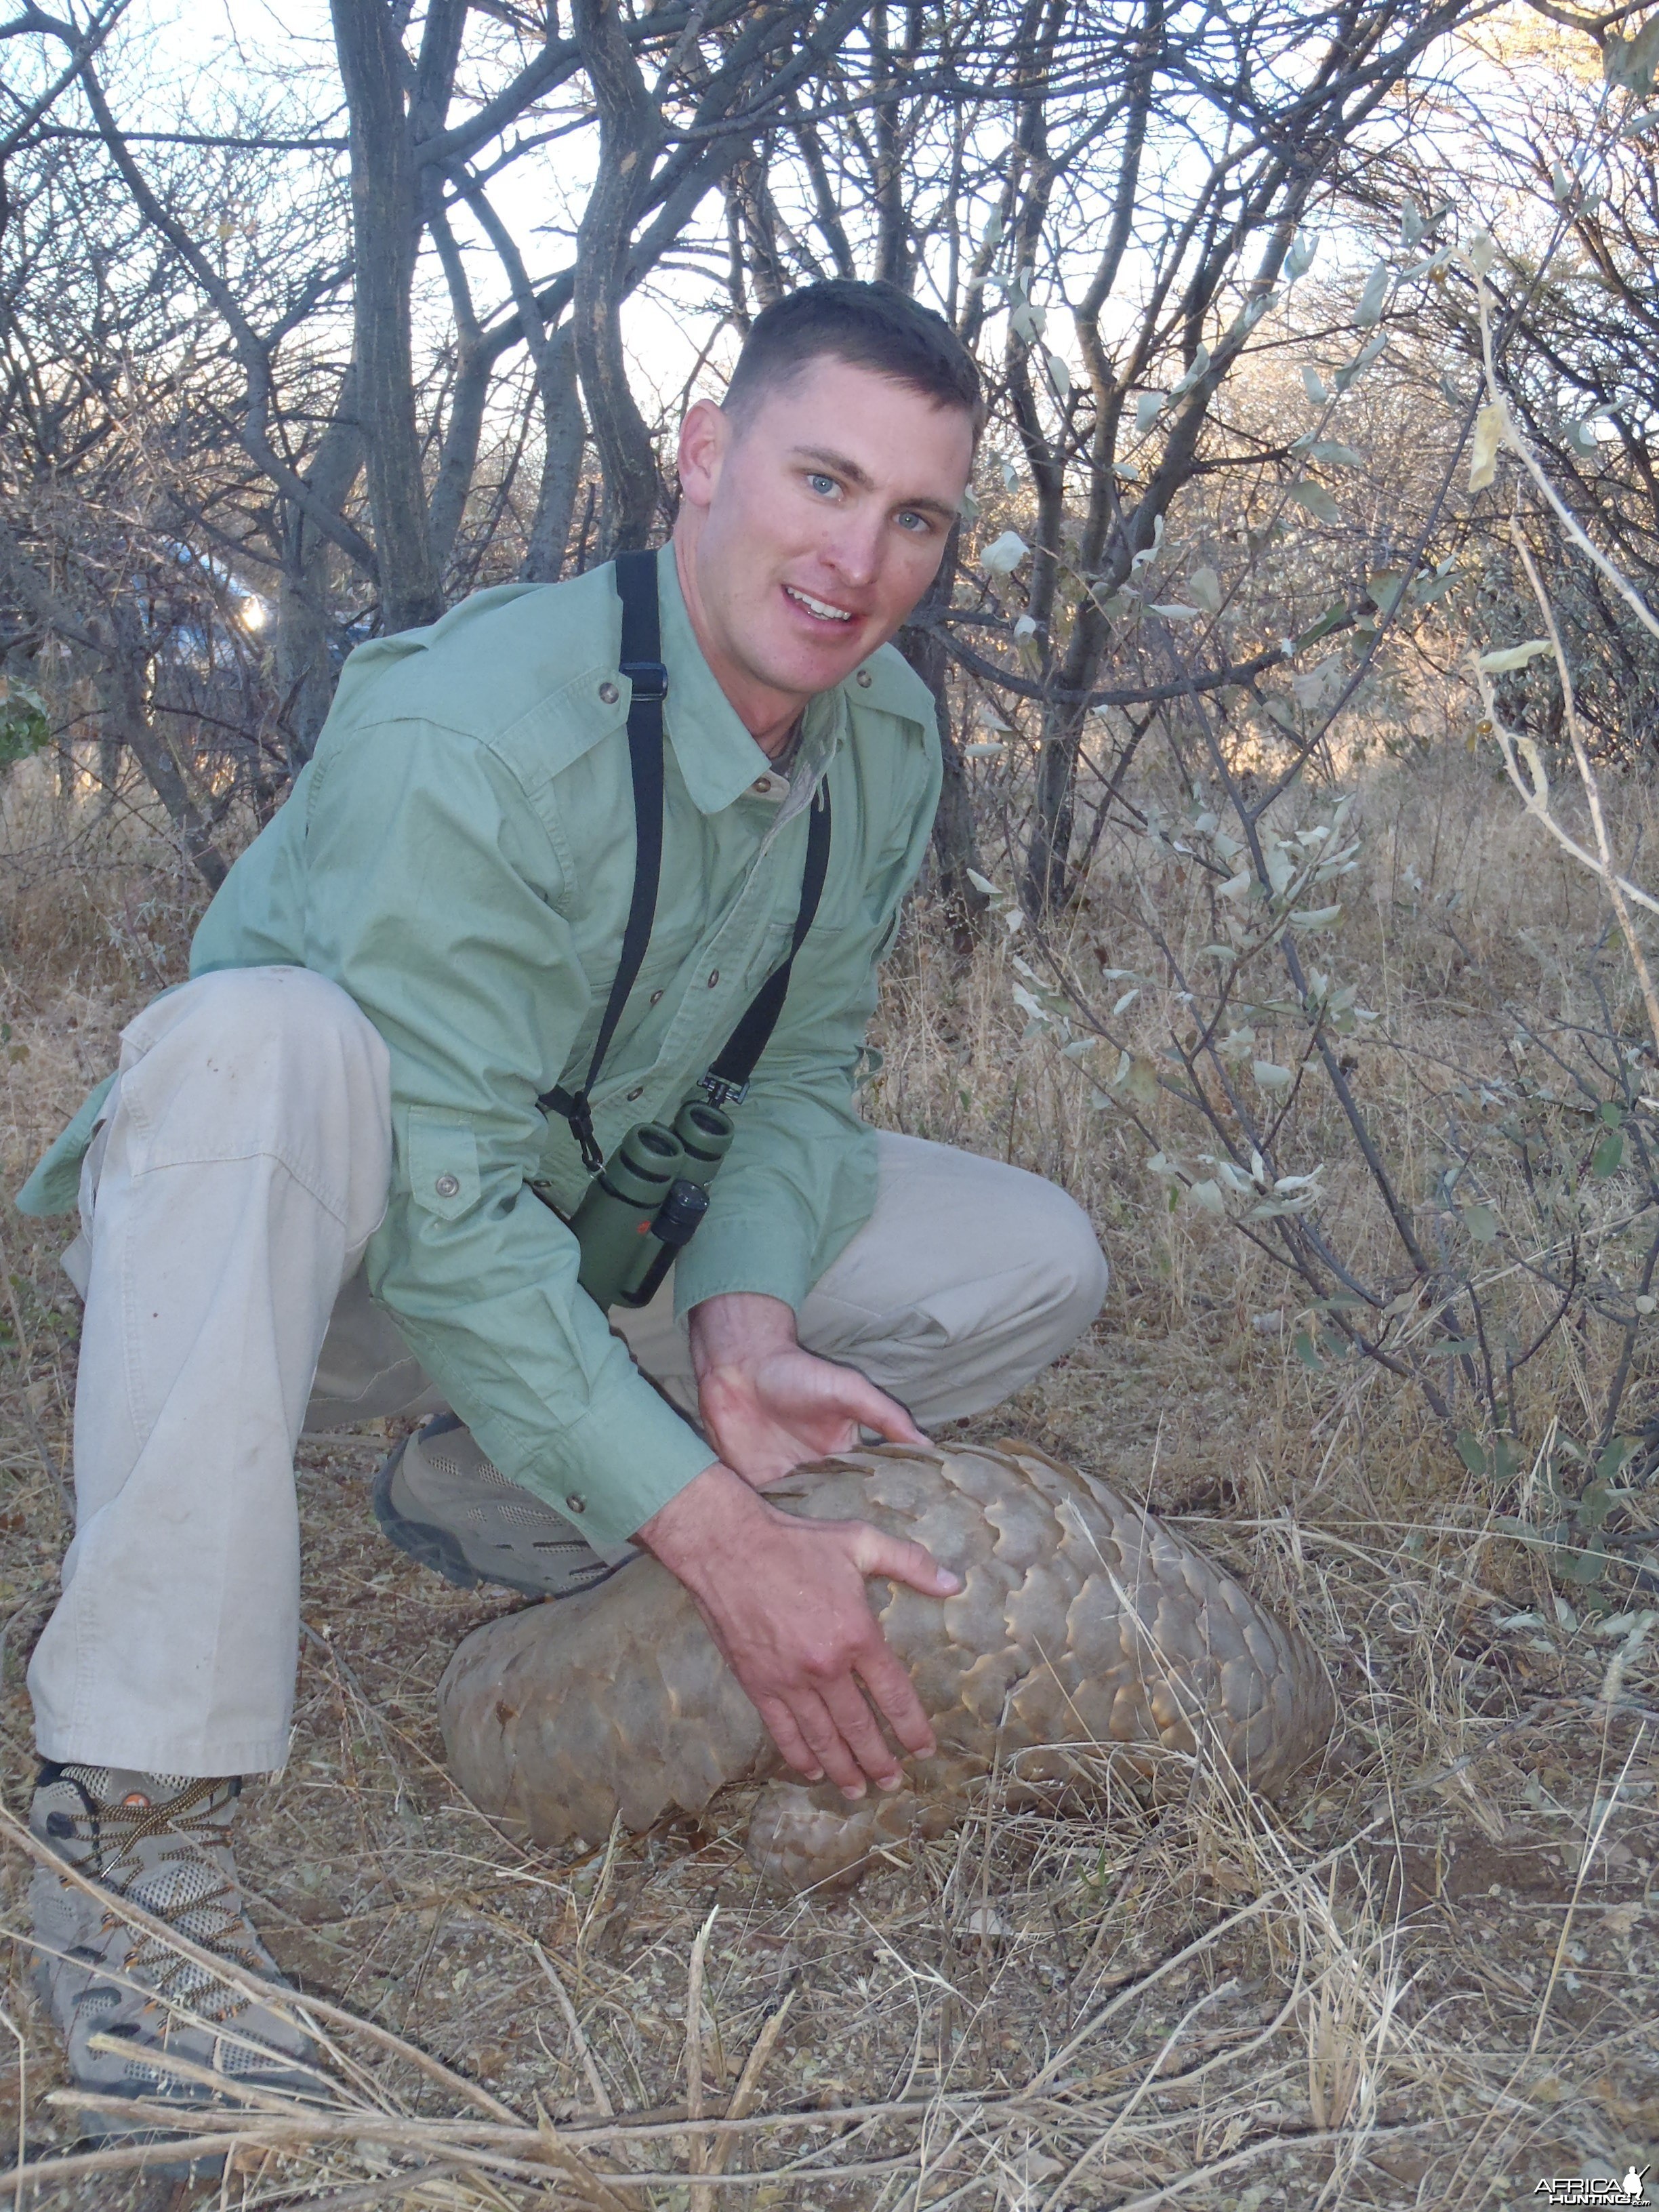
[754,626,876,701]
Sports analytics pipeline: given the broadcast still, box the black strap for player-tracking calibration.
[701,781,832,1107]
[537,544,834,1163]
[537,547,666,1174]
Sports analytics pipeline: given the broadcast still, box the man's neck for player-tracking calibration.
[671,529,810,758]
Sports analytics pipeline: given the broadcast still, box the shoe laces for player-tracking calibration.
[40,1769,266,2022]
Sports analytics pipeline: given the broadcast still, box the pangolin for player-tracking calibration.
[436,1441,1336,1891]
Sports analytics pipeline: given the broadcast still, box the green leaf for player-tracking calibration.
[1304,440,1364,469]
[1592,1128,1626,1179]
[1134,390,1166,436]
[1287,229,1319,281]
[1252,1060,1293,1090]
[1355,260,1391,327]
[1287,480,1340,526]
[1477,638,1553,674]
[1189,565,1222,614]
[1301,364,1329,405]
[1469,401,1505,493]
[1293,602,1348,651]
[1596,1436,1638,1483]
[1293,1328,1323,1371]
[1366,569,1408,615]
[1462,1202,1499,1243]
[1124,1056,1160,1107]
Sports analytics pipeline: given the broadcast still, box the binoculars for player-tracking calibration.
[570,1096,735,1311]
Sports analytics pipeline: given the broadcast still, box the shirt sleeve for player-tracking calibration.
[672,734,943,1318]
[301,717,715,1555]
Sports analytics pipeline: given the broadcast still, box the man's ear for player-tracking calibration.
[676,397,729,509]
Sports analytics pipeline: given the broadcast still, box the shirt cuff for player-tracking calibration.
[478,1378,719,1557]
[672,1208,815,1320]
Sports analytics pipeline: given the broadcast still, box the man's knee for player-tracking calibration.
[115,967,390,1218]
[1017,1174,1108,1340]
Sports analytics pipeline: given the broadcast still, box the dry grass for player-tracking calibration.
[0,747,1655,2210]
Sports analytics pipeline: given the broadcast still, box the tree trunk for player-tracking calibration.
[523,327,586,583]
[275,374,364,771]
[331,0,443,634]
[571,0,666,553]
[901,541,987,946]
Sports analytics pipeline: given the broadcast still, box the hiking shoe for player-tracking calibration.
[373,1414,632,1599]
[30,1765,324,2148]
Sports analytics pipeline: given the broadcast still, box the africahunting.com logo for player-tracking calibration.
[1532,2171,1649,2207]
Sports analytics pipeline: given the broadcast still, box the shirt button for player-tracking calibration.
[649,988,664,1006]
[752,775,773,794]
[434,1173,460,1199]
[856,668,873,687]
[626,1086,644,1102]
[598,679,619,704]
[708,969,720,988]
[565,1493,586,1515]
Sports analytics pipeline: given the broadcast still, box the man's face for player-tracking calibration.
[674,354,975,735]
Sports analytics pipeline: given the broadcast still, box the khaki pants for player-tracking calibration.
[29,966,1107,1778]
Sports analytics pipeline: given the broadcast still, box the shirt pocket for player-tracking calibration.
[405,1107,480,1221]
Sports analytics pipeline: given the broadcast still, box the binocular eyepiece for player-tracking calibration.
[570,1097,735,1310]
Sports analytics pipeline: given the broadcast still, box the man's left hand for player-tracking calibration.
[688,1290,927,1488]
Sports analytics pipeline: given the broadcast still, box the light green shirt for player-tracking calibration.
[18,553,941,1553]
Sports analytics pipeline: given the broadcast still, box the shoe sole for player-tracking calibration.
[372,1433,634,1602]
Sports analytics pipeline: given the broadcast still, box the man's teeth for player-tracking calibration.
[785,585,853,623]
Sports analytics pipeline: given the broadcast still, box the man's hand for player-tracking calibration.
[689,1290,926,1486]
[638,1460,960,1798]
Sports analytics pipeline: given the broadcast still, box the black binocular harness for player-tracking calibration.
[538,546,833,1179]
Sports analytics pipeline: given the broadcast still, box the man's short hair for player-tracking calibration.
[724,279,984,437]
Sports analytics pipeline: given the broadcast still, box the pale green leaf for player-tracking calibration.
[1477,638,1553,674]
[981,529,1029,575]
[1355,260,1391,327]
[1287,479,1341,525]
[1469,400,1505,492]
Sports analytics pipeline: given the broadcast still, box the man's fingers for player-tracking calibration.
[819,1675,905,1793]
[785,1686,875,1800]
[752,1692,825,1783]
[834,1370,928,1447]
[852,1638,938,1761]
[848,1524,962,1599]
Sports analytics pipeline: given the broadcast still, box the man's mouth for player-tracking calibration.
[783,583,857,626]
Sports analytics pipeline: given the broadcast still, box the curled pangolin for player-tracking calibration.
[436,1442,1336,1891]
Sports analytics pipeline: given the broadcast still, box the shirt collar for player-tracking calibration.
[657,549,847,819]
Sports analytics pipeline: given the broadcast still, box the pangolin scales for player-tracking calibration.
[436,1441,1336,1891]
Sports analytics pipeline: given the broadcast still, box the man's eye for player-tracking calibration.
[807,472,838,497]
[897,510,933,535]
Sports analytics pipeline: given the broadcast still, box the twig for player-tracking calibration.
[685,1904,717,2198]
[699,1990,795,2193]
[531,1940,615,2118]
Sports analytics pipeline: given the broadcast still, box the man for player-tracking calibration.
[15,281,1107,2122]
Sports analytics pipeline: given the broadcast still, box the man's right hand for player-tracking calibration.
[637,1461,960,1799]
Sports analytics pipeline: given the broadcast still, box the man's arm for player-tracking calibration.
[673,700,945,1479]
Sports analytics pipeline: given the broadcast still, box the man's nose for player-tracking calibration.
[821,512,882,588]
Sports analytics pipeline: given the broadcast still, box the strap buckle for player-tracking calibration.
[697,1069,750,1109]
[621,659,668,703]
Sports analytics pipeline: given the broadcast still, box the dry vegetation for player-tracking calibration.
[1,718,1656,2212]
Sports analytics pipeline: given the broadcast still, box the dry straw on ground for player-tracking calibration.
[0,740,1655,2210]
